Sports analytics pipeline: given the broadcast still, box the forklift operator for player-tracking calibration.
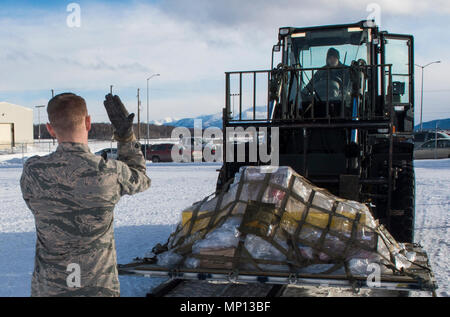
[302,47,348,101]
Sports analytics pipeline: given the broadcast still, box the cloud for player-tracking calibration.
[0,0,449,122]
[160,0,450,27]
[0,2,269,88]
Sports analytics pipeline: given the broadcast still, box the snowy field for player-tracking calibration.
[0,146,448,297]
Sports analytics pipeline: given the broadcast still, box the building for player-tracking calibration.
[0,102,34,149]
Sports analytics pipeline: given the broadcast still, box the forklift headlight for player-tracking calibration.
[291,32,306,38]
[348,27,363,32]
[279,28,290,36]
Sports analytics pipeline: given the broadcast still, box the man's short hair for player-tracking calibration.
[47,93,87,132]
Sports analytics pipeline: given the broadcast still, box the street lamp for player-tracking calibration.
[35,105,45,143]
[415,61,441,131]
[146,73,160,159]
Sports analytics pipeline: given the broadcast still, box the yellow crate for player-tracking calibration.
[281,209,365,234]
[181,210,211,234]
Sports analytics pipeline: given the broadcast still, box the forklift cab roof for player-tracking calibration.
[278,20,378,40]
[279,23,371,47]
[275,21,379,68]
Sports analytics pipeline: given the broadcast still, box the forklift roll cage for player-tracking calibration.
[220,20,415,242]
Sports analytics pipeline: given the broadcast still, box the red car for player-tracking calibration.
[146,143,183,163]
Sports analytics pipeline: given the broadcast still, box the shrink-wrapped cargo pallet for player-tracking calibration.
[152,166,415,277]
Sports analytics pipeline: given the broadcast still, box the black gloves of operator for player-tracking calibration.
[103,94,136,142]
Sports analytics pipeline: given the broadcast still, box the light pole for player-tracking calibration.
[35,105,45,143]
[137,88,141,140]
[50,90,55,145]
[146,73,160,159]
[415,61,441,131]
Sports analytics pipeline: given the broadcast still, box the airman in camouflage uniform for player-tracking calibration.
[20,93,150,296]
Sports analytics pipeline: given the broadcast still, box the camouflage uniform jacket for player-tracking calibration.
[20,141,151,297]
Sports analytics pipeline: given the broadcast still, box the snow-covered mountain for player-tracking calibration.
[152,106,269,129]
[158,110,450,131]
[150,117,180,126]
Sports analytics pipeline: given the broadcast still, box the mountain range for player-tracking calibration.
[152,108,450,131]
[151,106,268,129]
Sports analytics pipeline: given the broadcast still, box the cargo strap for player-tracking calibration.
[154,166,424,285]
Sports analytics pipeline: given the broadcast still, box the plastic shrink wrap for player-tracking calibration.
[153,166,414,276]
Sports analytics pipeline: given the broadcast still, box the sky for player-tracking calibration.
[0,0,449,125]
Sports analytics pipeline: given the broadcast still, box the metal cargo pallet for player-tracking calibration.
[119,243,437,296]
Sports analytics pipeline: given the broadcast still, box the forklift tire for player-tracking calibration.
[389,162,415,243]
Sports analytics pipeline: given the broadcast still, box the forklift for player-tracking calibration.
[217,20,416,243]
[120,21,437,296]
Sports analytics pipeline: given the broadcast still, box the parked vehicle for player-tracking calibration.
[94,148,118,160]
[413,131,450,148]
[181,137,219,162]
[414,138,450,159]
[146,143,183,163]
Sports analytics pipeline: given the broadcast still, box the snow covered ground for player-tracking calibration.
[413,159,450,297]
[0,147,448,297]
